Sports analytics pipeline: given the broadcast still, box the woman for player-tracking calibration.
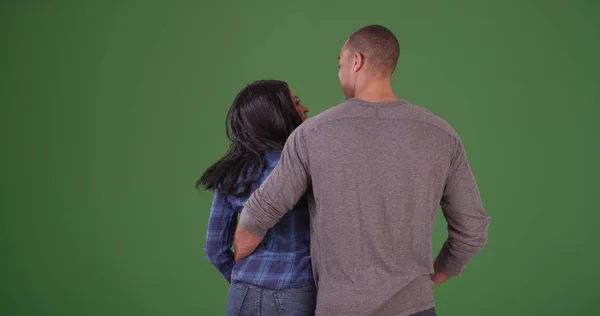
[197,80,314,316]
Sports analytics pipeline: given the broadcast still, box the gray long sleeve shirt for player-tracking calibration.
[239,98,490,316]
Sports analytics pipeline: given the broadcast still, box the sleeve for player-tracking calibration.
[239,128,311,237]
[436,140,491,276]
[204,191,237,283]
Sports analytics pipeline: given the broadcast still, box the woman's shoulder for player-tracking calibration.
[223,151,283,207]
[264,151,281,165]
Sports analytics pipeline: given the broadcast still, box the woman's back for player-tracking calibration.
[227,152,312,289]
[198,80,314,315]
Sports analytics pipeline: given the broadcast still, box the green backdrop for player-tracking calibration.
[1,0,599,315]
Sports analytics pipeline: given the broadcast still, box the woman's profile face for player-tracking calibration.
[288,87,309,121]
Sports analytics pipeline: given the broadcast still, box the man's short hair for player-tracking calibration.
[346,25,400,74]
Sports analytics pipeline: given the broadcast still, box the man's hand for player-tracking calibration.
[233,223,264,263]
[431,261,451,287]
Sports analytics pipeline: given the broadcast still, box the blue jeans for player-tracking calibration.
[413,308,436,316]
[226,281,317,316]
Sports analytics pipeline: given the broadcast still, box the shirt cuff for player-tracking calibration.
[239,210,268,237]
[435,241,466,276]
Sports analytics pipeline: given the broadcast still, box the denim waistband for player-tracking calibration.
[230,280,316,294]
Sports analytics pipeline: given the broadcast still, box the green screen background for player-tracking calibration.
[1,0,599,315]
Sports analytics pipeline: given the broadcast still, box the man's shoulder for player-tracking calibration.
[407,103,459,140]
[294,100,460,141]
[296,100,351,134]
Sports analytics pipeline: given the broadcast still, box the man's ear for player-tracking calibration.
[353,52,364,72]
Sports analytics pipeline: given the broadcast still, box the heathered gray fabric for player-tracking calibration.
[239,99,490,316]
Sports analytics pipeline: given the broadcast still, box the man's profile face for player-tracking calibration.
[338,43,355,100]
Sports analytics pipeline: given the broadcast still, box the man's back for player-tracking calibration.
[240,98,489,315]
[293,98,487,315]
[236,24,490,316]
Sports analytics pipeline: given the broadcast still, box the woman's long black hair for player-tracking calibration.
[196,80,304,197]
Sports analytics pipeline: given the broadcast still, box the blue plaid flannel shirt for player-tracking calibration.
[204,151,314,290]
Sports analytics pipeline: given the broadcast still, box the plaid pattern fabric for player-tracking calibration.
[204,151,313,290]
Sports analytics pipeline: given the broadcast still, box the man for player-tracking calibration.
[234,25,491,316]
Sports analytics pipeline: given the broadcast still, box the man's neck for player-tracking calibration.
[353,76,398,103]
